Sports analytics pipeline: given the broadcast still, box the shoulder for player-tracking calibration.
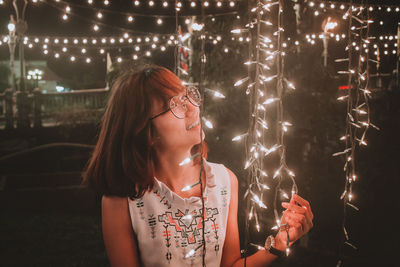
[102,195,128,208]
[102,195,131,218]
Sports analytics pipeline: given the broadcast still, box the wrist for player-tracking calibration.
[274,231,288,251]
[265,235,285,257]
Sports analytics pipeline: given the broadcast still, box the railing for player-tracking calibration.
[0,88,109,129]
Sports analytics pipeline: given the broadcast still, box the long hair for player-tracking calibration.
[83,65,207,198]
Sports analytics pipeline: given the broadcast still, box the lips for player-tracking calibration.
[186,120,200,130]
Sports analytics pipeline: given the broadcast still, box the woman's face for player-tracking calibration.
[150,88,204,153]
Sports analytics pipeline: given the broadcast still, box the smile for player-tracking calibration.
[186,121,200,130]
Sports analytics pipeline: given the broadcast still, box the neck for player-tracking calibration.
[154,147,201,193]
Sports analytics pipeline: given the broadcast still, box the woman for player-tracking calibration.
[84,65,313,267]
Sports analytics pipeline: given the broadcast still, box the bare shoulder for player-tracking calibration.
[102,195,128,209]
[102,195,131,222]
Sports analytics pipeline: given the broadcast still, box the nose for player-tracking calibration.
[185,98,199,117]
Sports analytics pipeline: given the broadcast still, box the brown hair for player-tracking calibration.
[83,65,207,198]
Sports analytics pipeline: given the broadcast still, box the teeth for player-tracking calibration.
[187,121,200,130]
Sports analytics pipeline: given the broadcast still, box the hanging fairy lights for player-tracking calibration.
[231,0,297,259]
[0,33,176,64]
[334,1,380,266]
[306,0,400,13]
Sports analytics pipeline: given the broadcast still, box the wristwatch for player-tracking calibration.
[264,235,285,257]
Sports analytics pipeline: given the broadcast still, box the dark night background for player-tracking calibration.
[0,1,399,267]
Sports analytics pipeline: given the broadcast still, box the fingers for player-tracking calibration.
[292,194,312,215]
[281,211,303,242]
[283,210,313,234]
[282,195,314,234]
[282,202,313,224]
[287,194,314,221]
[282,202,314,227]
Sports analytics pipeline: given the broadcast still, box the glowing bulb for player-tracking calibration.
[185,249,195,258]
[93,24,99,31]
[179,153,200,167]
[273,169,280,179]
[157,18,163,25]
[202,117,213,129]
[128,16,134,22]
[97,12,103,19]
[181,181,200,192]
[62,14,68,20]
[234,77,249,87]
[263,98,279,106]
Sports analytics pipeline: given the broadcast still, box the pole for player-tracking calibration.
[8,15,16,93]
[396,23,399,89]
[323,33,328,67]
[13,0,29,129]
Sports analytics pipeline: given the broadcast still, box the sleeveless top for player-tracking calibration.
[128,161,231,267]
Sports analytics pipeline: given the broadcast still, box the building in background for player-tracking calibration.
[0,60,61,93]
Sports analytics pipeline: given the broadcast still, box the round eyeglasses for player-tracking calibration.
[150,86,202,120]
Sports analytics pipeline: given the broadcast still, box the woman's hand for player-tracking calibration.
[274,194,314,250]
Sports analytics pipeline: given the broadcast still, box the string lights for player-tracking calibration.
[334,1,380,265]
[231,0,297,260]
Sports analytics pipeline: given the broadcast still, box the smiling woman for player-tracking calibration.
[83,65,313,267]
[84,65,207,199]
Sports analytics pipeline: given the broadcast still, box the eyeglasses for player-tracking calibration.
[150,86,202,120]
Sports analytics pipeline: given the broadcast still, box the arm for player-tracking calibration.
[102,195,141,267]
[220,168,281,267]
[220,169,314,267]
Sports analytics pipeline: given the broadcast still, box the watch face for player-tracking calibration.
[265,235,274,250]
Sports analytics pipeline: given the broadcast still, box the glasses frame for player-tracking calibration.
[150,86,201,120]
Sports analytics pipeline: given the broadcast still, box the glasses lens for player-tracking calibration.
[169,96,186,119]
[187,86,201,106]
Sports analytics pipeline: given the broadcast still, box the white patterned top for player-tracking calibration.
[128,161,231,267]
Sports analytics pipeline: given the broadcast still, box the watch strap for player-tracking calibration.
[265,235,285,257]
[268,246,285,257]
